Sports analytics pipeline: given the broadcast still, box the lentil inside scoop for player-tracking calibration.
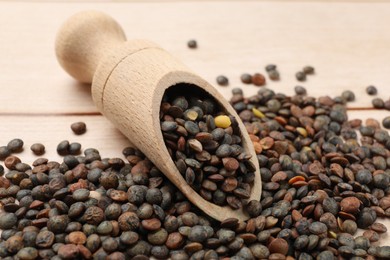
[160,84,255,210]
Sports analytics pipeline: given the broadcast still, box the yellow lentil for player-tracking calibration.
[214,115,231,129]
[252,108,265,118]
[296,127,308,137]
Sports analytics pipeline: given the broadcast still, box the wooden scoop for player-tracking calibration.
[55,11,261,221]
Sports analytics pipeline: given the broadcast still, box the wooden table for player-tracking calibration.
[0,0,389,247]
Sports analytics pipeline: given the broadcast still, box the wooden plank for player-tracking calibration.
[1,1,390,113]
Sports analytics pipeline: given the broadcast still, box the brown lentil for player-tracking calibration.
[252,73,266,86]
[30,143,45,155]
[71,122,87,135]
[302,65,315,74]
[187,40,197,49]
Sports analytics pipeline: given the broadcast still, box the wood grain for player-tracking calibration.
[1,1,390,113]
[0,0,389,248]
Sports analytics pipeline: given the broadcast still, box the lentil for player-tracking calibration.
[294,85,307,95]
[341,90,355,102]
[383,116,390,129]
[265,64,277,72]
[372,98,385,108]
[70,122,87,135]
[295,71,306,81]
[0,146,11,160]
[252,73,266,86]
[240,73,252,84]
[187,40,197,49]
[215,115,231,129]
[268,70,280,81]
[366,85,377,95]
[7,138,24,153]
[216,75,229,86]
[303,65,315,74]
[30,143,45,155]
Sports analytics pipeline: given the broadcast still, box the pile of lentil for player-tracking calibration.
[160,85,255,210]
[0,87,389,259]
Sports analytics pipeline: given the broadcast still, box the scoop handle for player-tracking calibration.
[55,11,127,83]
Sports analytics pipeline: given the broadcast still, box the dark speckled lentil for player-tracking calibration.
[7,138,24,153]
[216,75,229,86]
[295,71,306,81]
[240,73,252,84]
[366,85,378,95]
[341,90,355,102]
[294,86,307,95]
[383,116,390,129]
[372,98,385,109]
[0,146,10,160]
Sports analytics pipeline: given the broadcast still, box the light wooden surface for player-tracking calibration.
[1,1,390,113]
[0,0,389,245]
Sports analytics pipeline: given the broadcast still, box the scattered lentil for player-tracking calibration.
[71,122,87,135]
[30,143,45,155]
[252,73,266,86]
[303,65,315,74]
[382,116,390,129]
[56,140,70,156]
[366,85,378,95]
[7,138,23,153]
[372,98,385,109]
[294,85,307,95]
[268,70,280,81]
[385,99,390,110]
[295,71,306,81]
[240,73,252,84]
[265,64,277,72]
[0,146,10,160]
[187,39,197,49]
[216,75,229,86]
[341,90,355,102]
